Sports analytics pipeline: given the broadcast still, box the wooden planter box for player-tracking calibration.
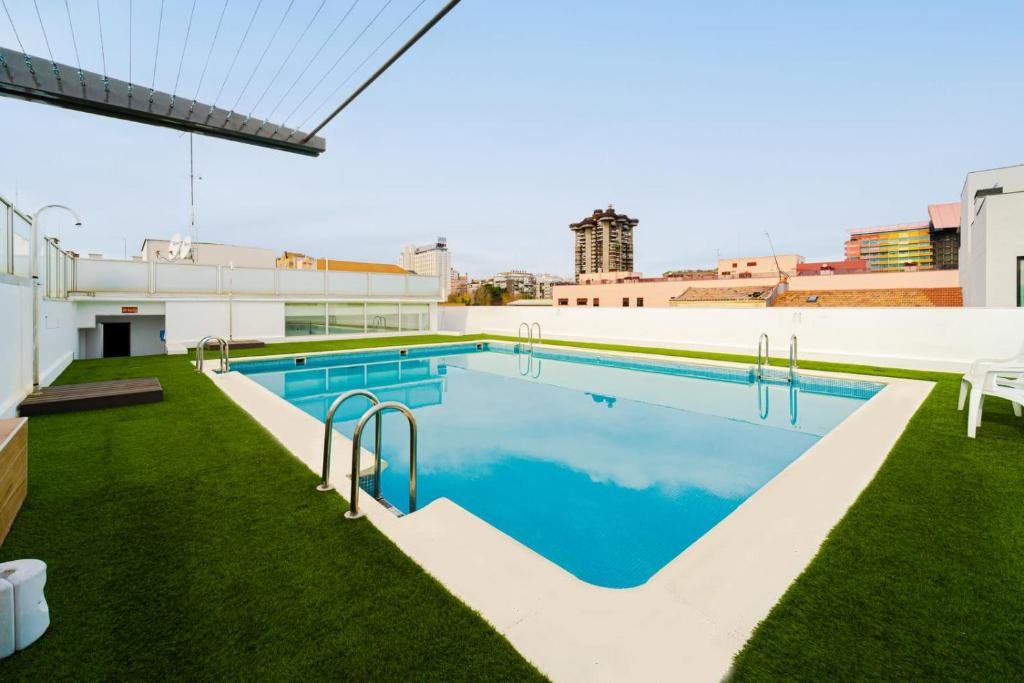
[0,418,28,545]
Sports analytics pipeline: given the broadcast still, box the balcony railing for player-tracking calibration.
[72,258,442,300]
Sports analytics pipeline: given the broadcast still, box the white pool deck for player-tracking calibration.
[205,340,934,682]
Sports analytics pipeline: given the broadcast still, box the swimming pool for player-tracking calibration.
[233,342,882,588]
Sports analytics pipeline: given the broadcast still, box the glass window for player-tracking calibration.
[1018,257,1024,307]
[0,199,9,273]
[400,304,429,331]
[366,303,399,332]
[12,210,31,277]
[557,298,568,306]
[327,303,365,335]
[593,298,600,307]
[285,303,326,336]
[637,297,644,307]
[576,298,587,305]
[622,297,629,307]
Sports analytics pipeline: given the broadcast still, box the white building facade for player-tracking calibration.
[399,238,452,298]
[140,239,277,268]
[959,164,1024,307]
[0,192,445,416]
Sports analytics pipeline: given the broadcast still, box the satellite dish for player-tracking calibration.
[180,236,192,261]
[167,233,182,260]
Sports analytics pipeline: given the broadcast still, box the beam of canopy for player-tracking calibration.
[0,48,326,157]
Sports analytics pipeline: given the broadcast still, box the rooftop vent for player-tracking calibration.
[807,295,819,303]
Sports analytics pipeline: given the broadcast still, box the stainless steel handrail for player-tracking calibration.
[346,401,417,519]
[517,322,532,353]
[196,335,229,373]
[789,334,798,384]
[530,322,542,346]
[317,390,381,492]
[757,377,769,420]
[789,384,799,426]
[757,333,769,379]
[517,351,543,378]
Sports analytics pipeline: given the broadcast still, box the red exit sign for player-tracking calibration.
[121,306,138,314]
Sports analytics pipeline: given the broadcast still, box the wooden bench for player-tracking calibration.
[0,418,27,545]
[17,378,164,417]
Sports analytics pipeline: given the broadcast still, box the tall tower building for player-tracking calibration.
[569,205,637,280]
[399,237,452,297]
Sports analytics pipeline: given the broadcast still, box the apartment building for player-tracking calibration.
[570,205,637,280]
[843,202,961,273]
[717,254,803,279]
[845,222,934,272]
[400,238,452,298]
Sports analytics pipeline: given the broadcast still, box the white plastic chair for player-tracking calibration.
[965,370,1024,438]
[958,339,1024,413]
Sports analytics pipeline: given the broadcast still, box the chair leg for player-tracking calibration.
[967,391,982,438]
[958,379,969,411]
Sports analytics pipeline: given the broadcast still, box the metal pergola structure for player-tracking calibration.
[0,49,326,155]
[0,0,462,158]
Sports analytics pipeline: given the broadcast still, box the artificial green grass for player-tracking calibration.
[0,345,544,681]
[5,333,1022,680]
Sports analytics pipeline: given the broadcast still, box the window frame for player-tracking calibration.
[1018,256,1024,307]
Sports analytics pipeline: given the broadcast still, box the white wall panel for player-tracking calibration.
[440,306,1024,372]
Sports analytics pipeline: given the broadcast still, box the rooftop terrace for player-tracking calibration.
[1,334,1021,680]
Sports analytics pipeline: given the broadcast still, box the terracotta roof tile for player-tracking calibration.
[774,288,962,307]
[315,258,408,274]
[672,285,775,302]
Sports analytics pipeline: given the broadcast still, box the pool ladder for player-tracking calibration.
[756,333,798,384]
[316,390,418,519]
[517,322,542,353]
[195,336,229,373]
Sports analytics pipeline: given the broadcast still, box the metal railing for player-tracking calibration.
[1,193,75,299]
[518,321,542,354]
[517,322,531,352]
[757,333,769,379]
[517,351,543,378]
[789,334,798,384]
[195,336,229,373]
[318,390,380,492]
[346,401,418,519]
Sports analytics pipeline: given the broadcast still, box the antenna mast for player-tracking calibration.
[764,231,784,280]
[189,133,198,262]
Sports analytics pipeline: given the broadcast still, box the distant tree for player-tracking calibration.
[471,284,506,306]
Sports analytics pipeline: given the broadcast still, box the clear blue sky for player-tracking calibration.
[1,0,1022,277]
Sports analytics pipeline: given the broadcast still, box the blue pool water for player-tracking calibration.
[234,343,881,588]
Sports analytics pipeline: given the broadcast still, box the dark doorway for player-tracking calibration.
[103,322,131,358]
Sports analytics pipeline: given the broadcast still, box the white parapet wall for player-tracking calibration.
[439,305,1024,372]
[0,279,76,418]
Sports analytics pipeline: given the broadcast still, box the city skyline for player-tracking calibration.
[1,1,1022,277]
